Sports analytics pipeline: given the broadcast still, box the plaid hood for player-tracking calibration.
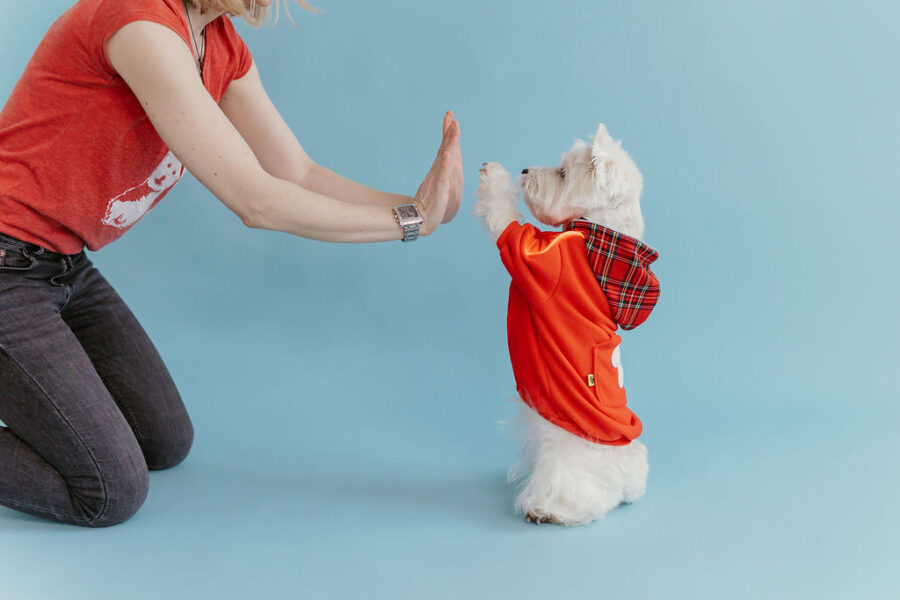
[565,219,660,330]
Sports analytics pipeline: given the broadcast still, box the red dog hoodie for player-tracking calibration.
[497,219,660,446]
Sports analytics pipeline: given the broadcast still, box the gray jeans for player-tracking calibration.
[0,232,193,527]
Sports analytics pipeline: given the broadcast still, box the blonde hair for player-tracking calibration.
[191,0,318,27]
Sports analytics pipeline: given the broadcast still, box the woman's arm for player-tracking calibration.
[105,21,458,242]
[219,63,461,222]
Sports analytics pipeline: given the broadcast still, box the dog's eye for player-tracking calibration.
[558,168,567,179]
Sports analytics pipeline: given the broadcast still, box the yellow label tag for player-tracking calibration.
[587,374,595,387]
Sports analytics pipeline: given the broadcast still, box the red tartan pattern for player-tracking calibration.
[565,219,660,330]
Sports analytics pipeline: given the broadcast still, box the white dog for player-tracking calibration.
[474,124,660,526]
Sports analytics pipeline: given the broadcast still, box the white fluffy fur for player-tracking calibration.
[474,123,650,526]
[509,405,648,526]
[472,162,522,241]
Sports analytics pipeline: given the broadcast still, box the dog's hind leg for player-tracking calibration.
[510,404,638,526]
[618,440,649,504]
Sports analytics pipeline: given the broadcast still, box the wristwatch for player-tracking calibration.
[392,202,424,242]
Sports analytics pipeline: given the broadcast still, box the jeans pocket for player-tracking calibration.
[0,248,37,272]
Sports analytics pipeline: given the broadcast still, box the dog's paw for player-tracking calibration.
[474,162,515,214]
[473,162,521,240]
[525,512,561,525]
[477,161,512,190]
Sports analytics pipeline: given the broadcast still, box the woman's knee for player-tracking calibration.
[75,461,150,528]
[143,416,194,471]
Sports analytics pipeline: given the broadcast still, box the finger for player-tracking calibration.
[435,131,457,170]
[446,126,461,168]
[449,114,459,139]
[441,124,452,154]
[436,122,451,158]
[446,120,460,147]
[437,124,456,161]
[443,111,452,135]
[432,121,459,174]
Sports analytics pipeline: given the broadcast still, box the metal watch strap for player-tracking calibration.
[400,222,420,243]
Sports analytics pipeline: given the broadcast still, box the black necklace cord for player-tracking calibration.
[183,1,206,83]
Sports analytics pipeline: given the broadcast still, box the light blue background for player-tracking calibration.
[1,1,898,598]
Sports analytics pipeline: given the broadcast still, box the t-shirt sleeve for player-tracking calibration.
[88,0,191,76]
[217,16,254,81]
[497,221,564,305]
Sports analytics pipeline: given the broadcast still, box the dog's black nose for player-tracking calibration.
[521,169,529,175]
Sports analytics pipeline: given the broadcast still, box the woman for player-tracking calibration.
[0,0,463,527]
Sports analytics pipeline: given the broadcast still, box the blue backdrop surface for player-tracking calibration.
[1,1,898,598]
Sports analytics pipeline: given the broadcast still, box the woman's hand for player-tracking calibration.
[415,113,461,235]
[441,111,463,223]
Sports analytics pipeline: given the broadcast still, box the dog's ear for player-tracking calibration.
[592,123,613,147]
[591,124,617,188]
[592,155,617,189]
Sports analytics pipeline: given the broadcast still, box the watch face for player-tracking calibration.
[396,204,420,219]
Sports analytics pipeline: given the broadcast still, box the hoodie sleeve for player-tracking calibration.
[497,222,564,305]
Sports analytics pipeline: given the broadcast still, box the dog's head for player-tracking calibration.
[519,124,644,237]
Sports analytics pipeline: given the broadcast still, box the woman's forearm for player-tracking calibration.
[299,163,412,208]
[244,174,407,243]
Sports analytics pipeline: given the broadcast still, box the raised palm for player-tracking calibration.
[441,111,463,223]
[415,111,462,234]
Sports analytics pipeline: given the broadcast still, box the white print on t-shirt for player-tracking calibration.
[611,344,624,388]
[102,152,184,229]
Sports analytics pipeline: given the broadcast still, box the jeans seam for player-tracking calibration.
[0,495,88,524]
[0,344,111,525]
[49,258,72,305]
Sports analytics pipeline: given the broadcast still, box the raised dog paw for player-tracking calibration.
[473,162,521,240]
[474,162,516,213]
[477,161,512,191]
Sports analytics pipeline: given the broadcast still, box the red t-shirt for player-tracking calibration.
[0,0,253,254]
[498,221,659,446]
